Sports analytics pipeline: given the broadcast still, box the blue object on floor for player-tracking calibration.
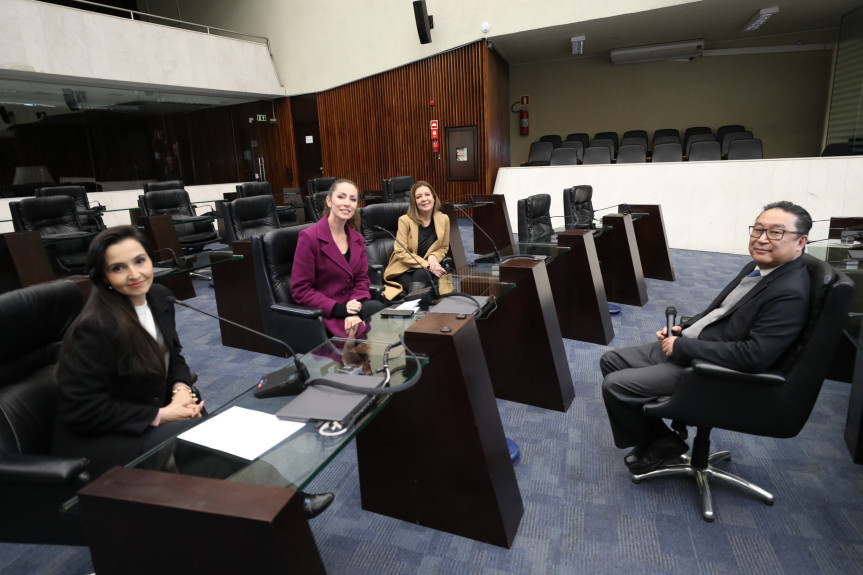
[506,438,521,466]
[209,281,214,288]
[608,303,622,315]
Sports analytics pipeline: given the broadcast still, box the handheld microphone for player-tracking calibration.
[373,225,439,307]
[665,306,677,338]
[452,205,504,264]
[166,296,311,397]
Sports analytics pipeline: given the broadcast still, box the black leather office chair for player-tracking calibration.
[306,177,337,198]
[250,225,328,354]
[9,195,95,275]
[634,255,854,521]
[562,185,596,230]
[221,195,281,243]
[516,193,554,243]
[360,203,410,285]
[236,182,297,227]
[143,180,185,193]
[35,185,106,233]
[0,280,90,545]
[138,189,219,253]
[304,191,329,223]
[381,176,414,203]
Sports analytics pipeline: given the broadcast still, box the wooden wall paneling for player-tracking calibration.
[483,44,512,194]
[182,106,240,185]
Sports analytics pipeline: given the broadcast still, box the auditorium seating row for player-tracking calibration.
[526,125,763,165]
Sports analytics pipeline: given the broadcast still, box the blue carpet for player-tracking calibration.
[2,221,862,574]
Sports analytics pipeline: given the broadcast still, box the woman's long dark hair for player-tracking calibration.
[59,226,165,384]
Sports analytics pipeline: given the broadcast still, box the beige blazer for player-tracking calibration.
[382,212,450,300]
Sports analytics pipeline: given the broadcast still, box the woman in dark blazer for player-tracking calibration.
[51,226,203,478]
[291,178,385,336]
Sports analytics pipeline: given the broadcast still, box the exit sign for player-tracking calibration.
[256,114,267,121]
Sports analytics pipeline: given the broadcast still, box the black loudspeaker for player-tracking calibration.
[412,0,433,44]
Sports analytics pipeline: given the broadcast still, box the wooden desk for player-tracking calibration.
[440,203,468,270]
[594,213,648,306]
[0,231,55,294]
[476,257,575,412]
[471,194,514,255]
[625,204,674,281]
[548,230,614,344]
[137,214,195,300]
[357,313,524,548]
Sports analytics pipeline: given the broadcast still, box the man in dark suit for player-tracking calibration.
[601,201,812,474]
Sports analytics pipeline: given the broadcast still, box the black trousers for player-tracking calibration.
[600,341,686,448]
[391,268,433,294]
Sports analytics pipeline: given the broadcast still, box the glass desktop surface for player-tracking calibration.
[807,241,863,315]
[473,242,569,266]
[152,250,241,278]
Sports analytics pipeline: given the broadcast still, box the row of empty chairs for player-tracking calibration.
[528,125,762,165]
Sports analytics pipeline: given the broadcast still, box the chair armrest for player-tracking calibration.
[173,214,214,224]
[271,303,324,319]
[690,359,786,385]
[369,285,385,302]
[0,454,90,485]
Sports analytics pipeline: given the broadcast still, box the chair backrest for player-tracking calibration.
[236,181,273,199]
[623,130,648,141]
[550,147,579,166]
[651,142,683,162]
[594,132,619,151]
[653,134,681,146]
[562,185,594,229]
[526,141,553,166]
[516,193,553,242]
[360,202,410,269]
[35,185,89,211]
[589,138,615,156]
[720,131,753,156]
[141,189,196,219]
[687,140,721,161]
[821,142,853,157]
[222,195,280,243]
[143,180,184,193]
[616,144,647,164]
[620,136,647,148]
[560,140,584,162]
[682,127,712,151]
[653,128,680,146]
[381,176,414,203]
[716,124,745,145]
[304,191,329,222]
[539,134,562,148]
[565,133,590,148]
[306,177,337,196]
[251,224,314,308]
[0,280,83,456]
[9,196,83,235]
[727,138,763,160]
[582,146,612,165]
[685,133,717,157]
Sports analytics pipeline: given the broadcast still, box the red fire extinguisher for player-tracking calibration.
[520,110,529,136]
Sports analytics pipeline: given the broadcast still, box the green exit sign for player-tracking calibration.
[256,114,267,121]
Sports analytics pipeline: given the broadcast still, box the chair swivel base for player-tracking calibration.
[631,450,774,522]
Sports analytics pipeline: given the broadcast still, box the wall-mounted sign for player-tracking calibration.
[256,114,267,121]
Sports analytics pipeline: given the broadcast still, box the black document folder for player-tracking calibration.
[275,373,384,426]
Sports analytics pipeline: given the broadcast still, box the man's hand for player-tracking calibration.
[661,336,677,357]
[655,325,682,340]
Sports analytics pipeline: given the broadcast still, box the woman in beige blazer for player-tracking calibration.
[382,180,450,301]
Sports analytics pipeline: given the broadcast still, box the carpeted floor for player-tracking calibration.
[2,220,862,575]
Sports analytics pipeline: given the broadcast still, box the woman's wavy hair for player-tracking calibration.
[60,226,165,384]
[322,178,361,230]
[406,180,441,224]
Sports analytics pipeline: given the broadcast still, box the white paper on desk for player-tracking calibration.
[177,406,305,461]
[394,300,421,311]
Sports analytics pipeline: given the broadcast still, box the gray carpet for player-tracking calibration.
[2,221,862,575]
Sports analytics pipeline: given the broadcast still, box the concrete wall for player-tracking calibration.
[493,157,863,255]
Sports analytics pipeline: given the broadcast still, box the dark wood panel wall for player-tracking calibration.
[316,41,510,202]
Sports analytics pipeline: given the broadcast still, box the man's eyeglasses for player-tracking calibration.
[749,226,804,241]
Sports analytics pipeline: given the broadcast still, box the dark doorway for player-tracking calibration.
[291,94,323,197]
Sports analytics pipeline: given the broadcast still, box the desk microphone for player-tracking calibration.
[152,247,191,269]
[666,306,677,338]
[166,296,310,397]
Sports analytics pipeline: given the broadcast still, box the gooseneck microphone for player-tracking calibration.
[374,225,439,306]
[167,296,310,397]
[452,205,504,264]
[665,306,677,338]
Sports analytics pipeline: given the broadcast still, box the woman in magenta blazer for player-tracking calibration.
[291,179,385,336]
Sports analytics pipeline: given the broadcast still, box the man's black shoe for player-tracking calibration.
[628,436,688,475]
[624,445,647,467]
[303,492,335,519]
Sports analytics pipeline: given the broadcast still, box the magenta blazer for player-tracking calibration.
[291,216,372,336]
